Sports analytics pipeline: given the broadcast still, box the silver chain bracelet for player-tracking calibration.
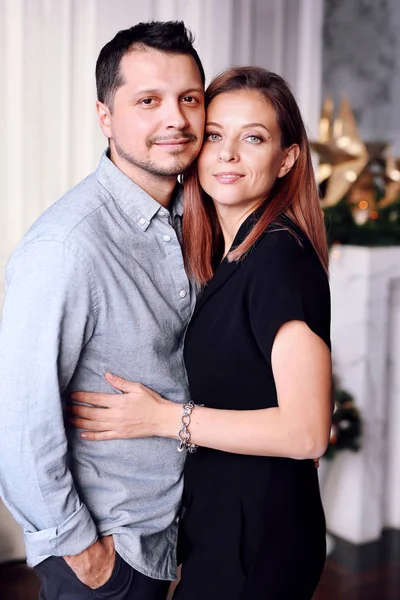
[177,401,198,453]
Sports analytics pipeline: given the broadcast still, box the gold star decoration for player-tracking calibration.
[311,96,388,210]
[381,150,400,208]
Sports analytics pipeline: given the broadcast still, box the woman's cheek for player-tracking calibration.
[197,154,213,191]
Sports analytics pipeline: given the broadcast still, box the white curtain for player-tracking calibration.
[0,0,323,562]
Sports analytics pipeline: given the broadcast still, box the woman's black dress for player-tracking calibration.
[174,214,331,600]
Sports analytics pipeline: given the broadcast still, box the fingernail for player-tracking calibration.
[105,372,115,380]
[81,433,88,439]
[71,393,77,400]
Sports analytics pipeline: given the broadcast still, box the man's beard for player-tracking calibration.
[114,135,199,177]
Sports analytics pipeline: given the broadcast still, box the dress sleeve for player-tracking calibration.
[247,232,312,367]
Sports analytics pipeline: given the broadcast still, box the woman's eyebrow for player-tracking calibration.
[241,122,270,133]
[205,121,271,135]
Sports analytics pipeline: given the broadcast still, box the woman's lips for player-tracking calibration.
[213,172,244,184]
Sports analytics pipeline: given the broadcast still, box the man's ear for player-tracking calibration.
[96,101,112,139]
[278,144,300,178]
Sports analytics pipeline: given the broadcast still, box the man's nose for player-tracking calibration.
[165,101,190,130]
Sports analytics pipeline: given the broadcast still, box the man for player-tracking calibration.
[0,21,205,599]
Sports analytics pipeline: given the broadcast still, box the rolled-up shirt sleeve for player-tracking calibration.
[0,238,98,565]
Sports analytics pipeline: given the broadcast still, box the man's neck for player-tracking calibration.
[109,149,177,209]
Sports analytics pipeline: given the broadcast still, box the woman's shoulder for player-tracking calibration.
[243,218,331,339]
[244,217,328,289]
[251,218,309,267]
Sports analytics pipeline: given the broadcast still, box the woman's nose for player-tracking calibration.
[218,141,238,162]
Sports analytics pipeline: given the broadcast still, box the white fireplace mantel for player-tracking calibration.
[322,245,400,544]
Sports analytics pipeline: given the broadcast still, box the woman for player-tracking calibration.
[70,67,332,599]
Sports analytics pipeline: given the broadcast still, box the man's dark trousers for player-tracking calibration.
[34,552,170,600]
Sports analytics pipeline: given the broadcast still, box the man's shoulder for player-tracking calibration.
[11,171,112,260]
[33,171,111,238]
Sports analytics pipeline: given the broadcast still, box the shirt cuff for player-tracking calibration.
[24,503,98,567]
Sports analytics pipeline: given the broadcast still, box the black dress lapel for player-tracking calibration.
[191,207,265,323]
[192,257,242,321]
[190,209,303,323]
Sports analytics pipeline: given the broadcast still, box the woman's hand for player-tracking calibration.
[67,372,180,441]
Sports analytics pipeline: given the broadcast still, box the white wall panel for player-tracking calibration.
[233,0,254,65]
[0,0,6,306]
[70,0,99,184]
[296,0,324,138]
[4,0,24,252]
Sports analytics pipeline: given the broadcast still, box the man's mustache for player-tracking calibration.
[147,133,198,148]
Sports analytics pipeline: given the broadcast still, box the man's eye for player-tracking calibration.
[205,133,221,142]
[140,98,156,106]
[182,96,199,104]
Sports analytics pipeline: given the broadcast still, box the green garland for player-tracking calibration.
[324,385,362,460]
[324,196,400,248]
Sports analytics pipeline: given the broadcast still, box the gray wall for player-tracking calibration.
[323,0,400,153]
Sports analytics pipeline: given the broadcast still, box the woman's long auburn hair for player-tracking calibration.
[182,66,329,284]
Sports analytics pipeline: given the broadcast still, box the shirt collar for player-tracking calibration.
[171,186,184,218]
[95,150,183,231]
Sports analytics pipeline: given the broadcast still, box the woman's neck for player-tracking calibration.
[214,203,259,259]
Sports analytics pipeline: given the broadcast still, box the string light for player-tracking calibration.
[345,170,357,182]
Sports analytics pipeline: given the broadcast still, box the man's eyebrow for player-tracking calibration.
[133,87,204,96]
[133,88,162,96]
[181,87,204,95]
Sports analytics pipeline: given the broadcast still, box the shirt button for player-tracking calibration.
[163,235,171,242]
[139,218,146,225]
[159,210,166,217]
[179,290,187,298]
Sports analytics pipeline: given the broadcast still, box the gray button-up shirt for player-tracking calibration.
[0,152,195,580]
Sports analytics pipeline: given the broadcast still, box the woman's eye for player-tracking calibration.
[246,135,262,144]
[206,133,221,142]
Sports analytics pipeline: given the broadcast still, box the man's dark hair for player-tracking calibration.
[96,21,205,108]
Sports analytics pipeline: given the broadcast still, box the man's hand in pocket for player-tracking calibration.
[64,535,115,589]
